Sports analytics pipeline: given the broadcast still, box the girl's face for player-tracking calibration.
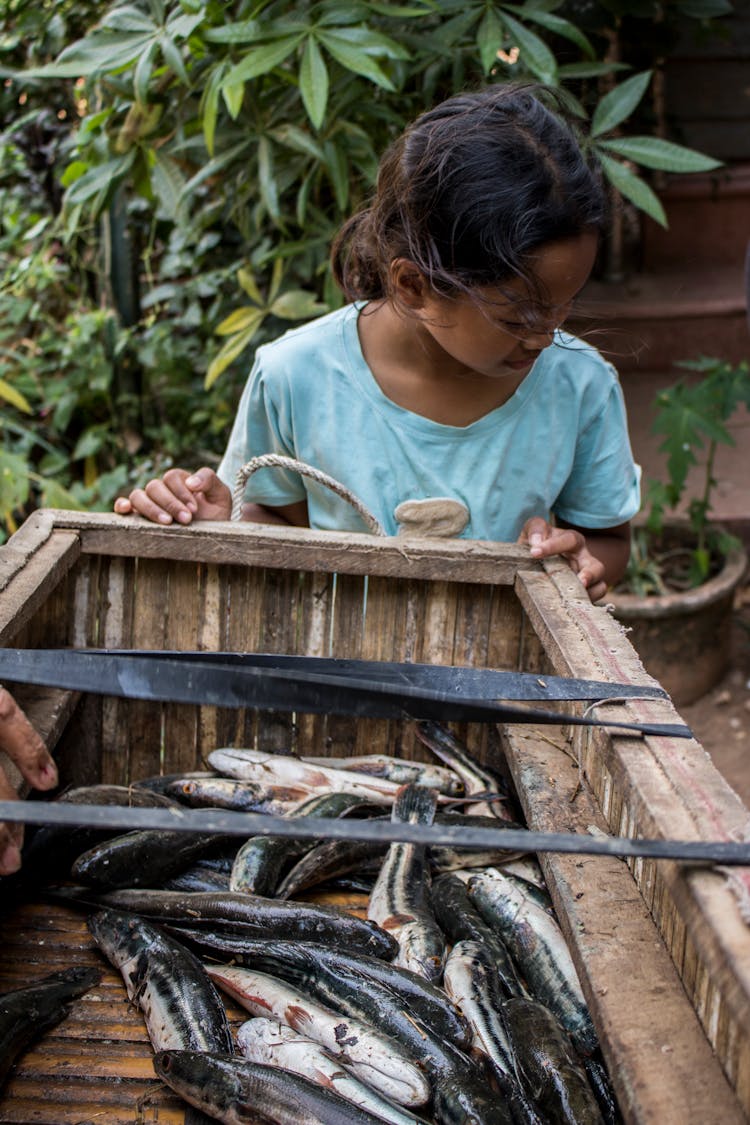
[415,232,598,381]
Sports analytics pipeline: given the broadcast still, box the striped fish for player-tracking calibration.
[368,784,446,982]
[153,1049,393,1124]
[88,909,232,1054]
[468,869,598,1054]
[207,963,431,1107]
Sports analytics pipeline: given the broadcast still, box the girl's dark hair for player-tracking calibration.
[331,83,606,308]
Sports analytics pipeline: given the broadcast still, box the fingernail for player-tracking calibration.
[39,762,58,786]
[176,511,192,524]
[158,513,173,525]
[1,844,21,874]
[530,533,543,548]
[186,475,201,487]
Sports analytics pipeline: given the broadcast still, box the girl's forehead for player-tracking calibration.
[482,233,598,306]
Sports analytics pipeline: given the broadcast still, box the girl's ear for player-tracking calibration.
[389,258,429,310]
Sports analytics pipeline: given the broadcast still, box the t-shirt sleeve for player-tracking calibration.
[553,374,641,529]
[216,355,307,507]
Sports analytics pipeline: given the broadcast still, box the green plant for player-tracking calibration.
[17,2,725,381]
[618,356,750,596]
[0,0,734,537]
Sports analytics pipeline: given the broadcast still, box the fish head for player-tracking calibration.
[153,1049,242,1112]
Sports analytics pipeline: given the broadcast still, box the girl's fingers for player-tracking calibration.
[0,765,23,875]
[0,688,57,789]
[120,488,175,524]
[126,480,194,525]
[0,689,58,875]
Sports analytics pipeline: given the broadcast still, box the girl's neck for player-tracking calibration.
[356,300,526,427]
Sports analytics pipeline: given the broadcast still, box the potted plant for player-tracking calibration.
[608,355,749,706]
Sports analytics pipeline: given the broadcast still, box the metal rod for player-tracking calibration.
[2,802,747,866]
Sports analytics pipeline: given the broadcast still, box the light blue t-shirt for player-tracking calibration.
[218,303,640,540]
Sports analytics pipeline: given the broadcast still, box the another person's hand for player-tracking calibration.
[518,517,609,603]
[0,687,58,875]
[113,468,232,525]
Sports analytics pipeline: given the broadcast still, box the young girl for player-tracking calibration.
[114,84,640,604]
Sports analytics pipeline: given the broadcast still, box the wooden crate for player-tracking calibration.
[1,509,750,1124]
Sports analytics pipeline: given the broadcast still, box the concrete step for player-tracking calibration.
[569,262,748,373]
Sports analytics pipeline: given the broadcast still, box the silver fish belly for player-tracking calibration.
[207,748,406,804]
[237,1016,430,1123]
[368,783,446,981]
[442,939,515,1083]
[300,753,464,795]
[206,963,431,1107]
[468,869,598,1054]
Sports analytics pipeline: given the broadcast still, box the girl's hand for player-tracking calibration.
[518,516,608,603]
[114,468,232,525]
[0,688,58,875]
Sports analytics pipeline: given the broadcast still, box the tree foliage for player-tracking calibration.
[0,0,732,537]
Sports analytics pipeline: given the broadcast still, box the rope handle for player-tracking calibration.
[232,455,386,535]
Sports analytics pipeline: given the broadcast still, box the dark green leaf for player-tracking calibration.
[596,151,667,226]
[317,31,396,89]
[64,153,136,208]
[590,70,652,137]
[151,152,187,220]
[203,19,261,44]
[598,136,723,173]
[322,138,349,211]
[26,32,156,76]
[159,32,189,85]
[505,6,595,60]
[270,124,325,162]
[477,8,505,75]
[133,40,157,104]
[101,7,156,33]
[225,33,306,85]
[258,135,281,223]
[499,12,557,84]
[166,12,204,38]
[299,35,329,129]
[558,61,629,79]
[367,2,437,15]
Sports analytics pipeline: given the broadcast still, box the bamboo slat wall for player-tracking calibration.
[1,511,750,1124]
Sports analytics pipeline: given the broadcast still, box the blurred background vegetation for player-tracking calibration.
[0,0,732,540]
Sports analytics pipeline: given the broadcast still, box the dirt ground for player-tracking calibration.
[679,580,750,808]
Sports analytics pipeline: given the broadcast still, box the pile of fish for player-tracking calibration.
[2,719,620,1124]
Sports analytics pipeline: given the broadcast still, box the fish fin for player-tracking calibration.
[393,783,438,825]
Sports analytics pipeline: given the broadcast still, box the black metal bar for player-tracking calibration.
[0,650,691,738]
[78,649,669,703]
[0,802,745,866]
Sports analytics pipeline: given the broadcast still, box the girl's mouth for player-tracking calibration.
[504,355,538,372]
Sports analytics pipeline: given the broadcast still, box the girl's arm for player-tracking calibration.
[518,516,631,603]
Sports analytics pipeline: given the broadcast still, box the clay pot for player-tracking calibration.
[608,539,748,707]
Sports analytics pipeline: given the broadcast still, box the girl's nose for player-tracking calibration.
[521,326,555,350]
